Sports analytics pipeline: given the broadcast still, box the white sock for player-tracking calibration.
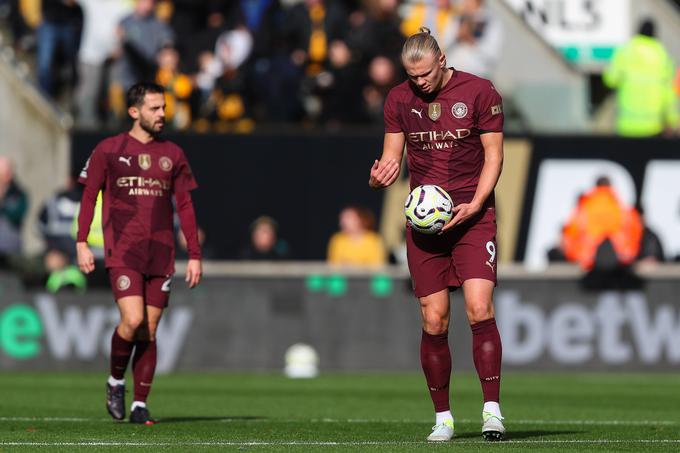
[131,401,146,411]
[483,401,502,418]
[435,410,453,425]
[108,376,125,386]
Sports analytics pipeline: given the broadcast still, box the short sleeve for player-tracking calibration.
[78,145,107,190]
[173,149,198,192]
[475,81,504,133]
[384,89,403,133]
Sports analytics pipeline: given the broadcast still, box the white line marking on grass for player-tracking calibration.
[1,440,680,447]
[309,418,680,426]
[2,416,678,427]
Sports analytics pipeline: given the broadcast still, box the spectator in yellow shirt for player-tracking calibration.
[327,206,386,266]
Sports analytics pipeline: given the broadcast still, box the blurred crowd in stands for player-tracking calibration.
[0,0,502,131]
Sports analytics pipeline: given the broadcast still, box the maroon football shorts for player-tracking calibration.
[406,206,498,298]
[108,267,172,308]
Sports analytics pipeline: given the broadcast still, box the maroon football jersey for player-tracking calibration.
[78,133,197,275]
[384,70,504,205]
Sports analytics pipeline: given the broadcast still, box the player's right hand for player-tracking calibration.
[369,159,399,189]
[76,242,95,274]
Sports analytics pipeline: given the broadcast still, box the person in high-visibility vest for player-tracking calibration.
[561,176,643,270]
[603,18,678,137]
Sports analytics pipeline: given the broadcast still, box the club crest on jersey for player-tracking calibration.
[428,103,441,121]
[452,102,468,119]
[138,154,152,170]
[159,156,173,172]
[116,275,131,291]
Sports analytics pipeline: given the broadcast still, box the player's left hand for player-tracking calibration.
[439,201,482,233]
[186,259,202,289]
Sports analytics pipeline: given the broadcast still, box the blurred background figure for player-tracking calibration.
[0,156,28,269]
[446,0,502,79]
[209,28,255,132]
[36,0,81,98]
[400,0,459,52]
[327,205,385,267]
[109,0,174,123]
[239,215,290,260]
[635,204,665,265]
[561,176,642,272]
[155,45,193,130]
[603,18,678,137]
[37,173,87,293]
[280,0,349,123]
[74,0,133,128]
[37,173,81,262]
[362,54,399,125]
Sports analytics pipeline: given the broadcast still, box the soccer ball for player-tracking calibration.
[404,185,454,234]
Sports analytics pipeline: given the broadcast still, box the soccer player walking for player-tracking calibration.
[76,82,202,424]
[369,28,505,441]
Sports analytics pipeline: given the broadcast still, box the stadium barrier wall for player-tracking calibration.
[1,263,679,373]
[0,49,71,255]
[72,133,680,267]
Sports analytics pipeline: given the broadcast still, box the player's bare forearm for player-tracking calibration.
[369,132,404,190]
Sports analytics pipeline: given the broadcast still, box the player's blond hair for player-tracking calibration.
[401,27,442,64]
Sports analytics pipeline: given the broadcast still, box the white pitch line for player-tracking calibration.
[1,416,678,426]
[1,440,680,447]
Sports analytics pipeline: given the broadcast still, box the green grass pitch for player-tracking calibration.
[0,372,678,452]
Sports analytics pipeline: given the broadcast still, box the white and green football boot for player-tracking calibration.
[482,411,505,441]
[427,419,454,442]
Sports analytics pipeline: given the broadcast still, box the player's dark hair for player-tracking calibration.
[402,27,442,64]
[126,82,165,109]
[595,175,611,187]
[638,18,655,38]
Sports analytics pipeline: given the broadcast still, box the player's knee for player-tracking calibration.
[121,315,144,333]
[422,314,448,335]
[467,304,493,324]
[146,323,159,341]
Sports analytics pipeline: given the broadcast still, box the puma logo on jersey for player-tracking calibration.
[485,261,495,272]
[161,277,172,292]
[411,108,423,119]
[119,156,132,166]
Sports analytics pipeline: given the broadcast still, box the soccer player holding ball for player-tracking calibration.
[76,82,202,424]
[368,28,505,441]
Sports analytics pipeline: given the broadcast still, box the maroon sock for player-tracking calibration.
[471,318,502,402]
[110,329,134,380]
[132,340,157,402]
[420,330,452,412]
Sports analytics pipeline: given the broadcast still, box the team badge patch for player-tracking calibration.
[116,275,131,291]
[428,103,441,121]
[138,154,152,170]
[452,102,468,119]
[159,156,173,172]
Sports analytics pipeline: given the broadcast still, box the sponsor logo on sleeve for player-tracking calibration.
[491,104,502,115]
[451,102,468,119]
[428,103,441,121]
